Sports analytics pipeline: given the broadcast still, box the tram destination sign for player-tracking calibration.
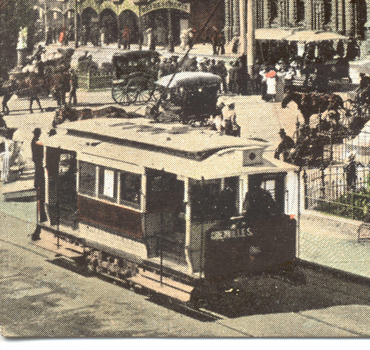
[141,0,191,15]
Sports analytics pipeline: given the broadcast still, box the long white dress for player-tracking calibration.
[266,76,277,95]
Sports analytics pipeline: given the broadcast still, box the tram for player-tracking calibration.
[35,117,299,303]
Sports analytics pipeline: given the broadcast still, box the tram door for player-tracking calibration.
[46,148,77,228]
[146,170,186,263]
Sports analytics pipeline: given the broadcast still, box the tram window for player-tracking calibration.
[79,161,96,196]
[263,180,276,200]
[120,172,141,209]
[98,167,118,202]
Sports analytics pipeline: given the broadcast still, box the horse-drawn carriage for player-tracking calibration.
[146,72,221,124]
[1,48,74,115]
[291,58,351,92]
[111,51,161,106]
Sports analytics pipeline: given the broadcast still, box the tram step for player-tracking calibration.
[33,228,85,258]
[138,268,194,294]
[128,273,193,303]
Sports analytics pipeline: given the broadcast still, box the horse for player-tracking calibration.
[53,105,129,127]
[0,76,45,115]
[281,91,344,125]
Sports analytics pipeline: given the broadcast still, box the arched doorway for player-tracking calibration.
[47,9,63,30]
[99,9,118,45]
[142,9,189,46]
[81,7,99,45]
[118,10,139,43]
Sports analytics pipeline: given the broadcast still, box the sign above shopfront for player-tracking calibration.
[141,0,190,15]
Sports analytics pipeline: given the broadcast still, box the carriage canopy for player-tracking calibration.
[155,72,222,89]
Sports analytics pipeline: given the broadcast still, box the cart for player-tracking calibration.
[111,51,160,106]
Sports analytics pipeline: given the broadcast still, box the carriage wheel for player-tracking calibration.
[149,87,161,102]
[127,78,152,105]
[112,83,132,106]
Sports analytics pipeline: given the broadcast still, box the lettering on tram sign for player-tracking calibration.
[141,0,191,15]
[210,228,250,240]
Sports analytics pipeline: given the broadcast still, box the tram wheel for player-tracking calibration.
[112,83,132,106]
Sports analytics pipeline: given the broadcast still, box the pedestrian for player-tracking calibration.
[122,25,130,50]
[345,152,358,191]
[217,31,226,55]
[216,60,228,93]
[198,58,208,72]
[146,28,156,51]
[46,27,53,46]
[228,61,238,94]
[211,26,218,55]
[208,59,217,74]
[1,129,13,183]
[274,129,295,161]
[263,69,277,102]
[69,69,78,106]
[275,68,286,102]
[223,101,240,137]
[31,127,47,229]
[80,25,87,46]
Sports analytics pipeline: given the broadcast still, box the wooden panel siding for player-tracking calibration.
[78,195,143,239]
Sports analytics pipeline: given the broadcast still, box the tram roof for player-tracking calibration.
[43,118,297,179]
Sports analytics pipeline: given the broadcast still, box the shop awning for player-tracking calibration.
[286,30,348,42]
[255,29,348,42]
[255,28,293,41]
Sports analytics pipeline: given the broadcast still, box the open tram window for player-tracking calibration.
[120,171,141,209]
[247,173,286,215]
[190,178,238,222]
[79,161,96,197]
[98,167,118,202]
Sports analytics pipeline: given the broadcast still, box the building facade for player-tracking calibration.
[34,0,224,45]
[225,0,369,42]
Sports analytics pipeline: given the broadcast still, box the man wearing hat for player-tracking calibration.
[199,58,208,72]
[274,129,295,161]
[345,151,358,191]
[69,68,78,106]
[31,128,47,236]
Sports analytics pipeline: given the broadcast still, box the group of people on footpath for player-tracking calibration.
[258,62,297,102]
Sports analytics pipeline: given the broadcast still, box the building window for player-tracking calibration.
[120,172,141,209]
[79,161,96,196]
[99,167,118,202]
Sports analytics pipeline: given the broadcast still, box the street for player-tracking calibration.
[0,211,369,338]
[1,91,369,338]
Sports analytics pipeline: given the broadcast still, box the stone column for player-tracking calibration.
[240,0,247,54]
[305,0,313,30]
[330,0,338,32]
[233,0,240,36]
[345,0,354,35]
[225,0,232,42]
[263,0,270,28]
[288,0,296,26]
[247,0,256,74]
[337,0,344,33]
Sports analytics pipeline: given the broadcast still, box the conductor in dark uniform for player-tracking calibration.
[31,128,47,238]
